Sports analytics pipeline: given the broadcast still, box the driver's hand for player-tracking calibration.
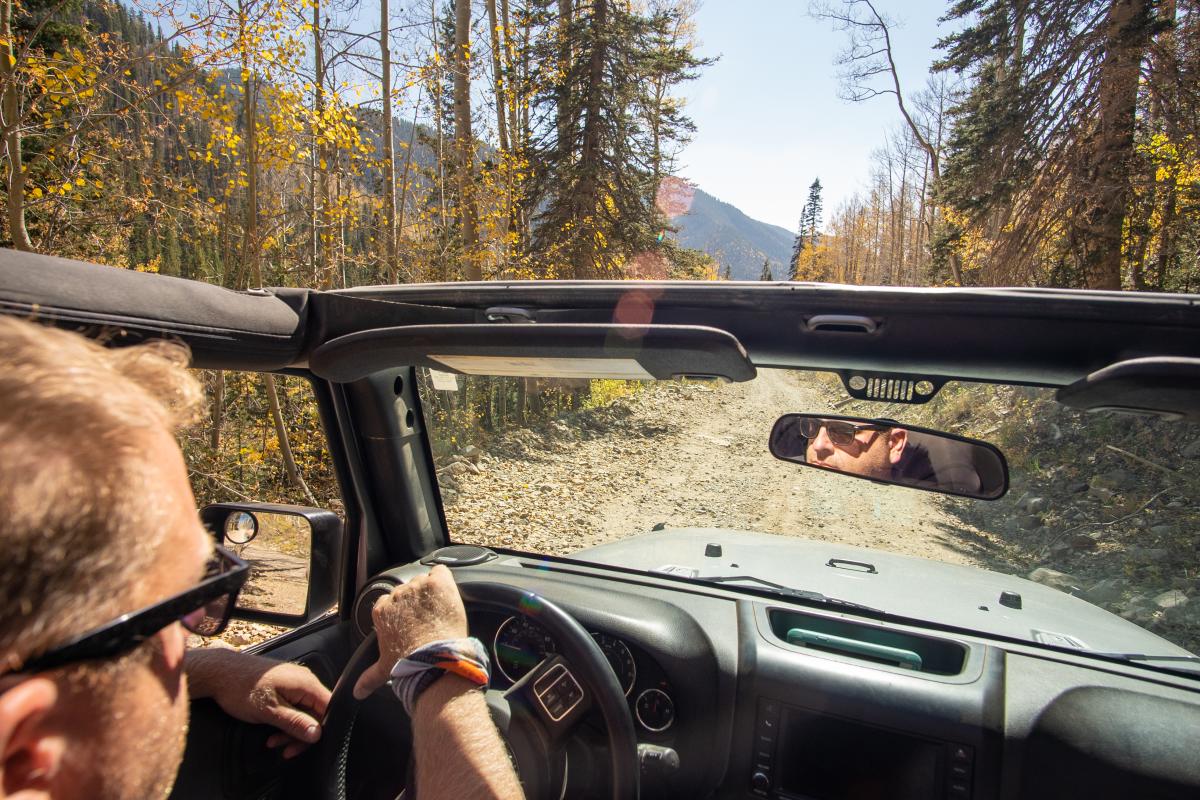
[352,564,468,700]
[185,649,331,759]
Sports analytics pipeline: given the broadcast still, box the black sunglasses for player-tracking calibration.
[798,418,888,446]
[13,545,249,675]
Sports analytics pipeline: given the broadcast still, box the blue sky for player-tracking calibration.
[677,0,953,231]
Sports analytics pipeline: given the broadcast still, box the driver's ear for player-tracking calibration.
[155,623,188,675]
[887,428,908,464]
[0,677,65,799]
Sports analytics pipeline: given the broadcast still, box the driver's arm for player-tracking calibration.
[353,565,524,799]
[185,648,332,759]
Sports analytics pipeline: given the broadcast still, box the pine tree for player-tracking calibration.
[526,0,706,278]
[720,263,732,281]
[759,259,772,281]
[800,178,823,249]
[788,220,805,280]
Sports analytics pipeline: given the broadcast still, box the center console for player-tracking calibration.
[732,602,1004,800]
[750,699,975,799]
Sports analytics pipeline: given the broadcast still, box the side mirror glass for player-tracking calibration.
[200,503,342,625]
[221,510,309,615]
[769,413,1009,500]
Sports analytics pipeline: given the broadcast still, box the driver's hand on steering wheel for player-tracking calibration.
[353,565,469,700]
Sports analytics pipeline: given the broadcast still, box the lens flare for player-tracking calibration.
[519,593,544,616]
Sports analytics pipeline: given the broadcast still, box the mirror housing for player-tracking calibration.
[769,413,1009,500]
[200,502,342,626]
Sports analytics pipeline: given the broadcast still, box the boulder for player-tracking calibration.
[1022,496,1048,514]
[1048,540,1074,558]
[1164,602,1200,626]
[1028,567,1081,594]
[1082,578,1128,606]
[1154,590,1189,610]
[1127,546,1170,565]
[1182,438,1200,459]
[1088,486,1115,502]
[1068,481,1089,494]
[462,445,483,464]
[1149,524,1177,538]
[1090,470,1134,491]
[1018,515,1044,530]
[1120,596,1158,625]
[1069,533,1097,551]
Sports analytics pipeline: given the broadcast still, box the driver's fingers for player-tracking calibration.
[278,674,332,719]
[352,658,390,701]
[263,701,323,743]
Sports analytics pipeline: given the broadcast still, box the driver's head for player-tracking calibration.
[805,418,908,480]
[0,316,210,799]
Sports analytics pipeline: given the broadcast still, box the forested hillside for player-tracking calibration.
[0,0,716,286]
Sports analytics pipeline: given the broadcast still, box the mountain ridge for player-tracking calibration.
[670,186,795,280]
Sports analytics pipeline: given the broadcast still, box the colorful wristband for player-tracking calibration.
[389,637,491,715]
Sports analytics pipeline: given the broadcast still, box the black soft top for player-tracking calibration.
[2,248,1199,386]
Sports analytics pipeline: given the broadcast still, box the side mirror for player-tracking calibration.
[769,413,1009,500]
[200,503,342,626]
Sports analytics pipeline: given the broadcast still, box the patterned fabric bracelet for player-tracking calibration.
[388,637,491,715]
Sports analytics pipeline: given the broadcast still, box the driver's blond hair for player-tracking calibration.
[0,315,203,675]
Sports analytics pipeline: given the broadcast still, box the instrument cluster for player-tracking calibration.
[489,614,675,734]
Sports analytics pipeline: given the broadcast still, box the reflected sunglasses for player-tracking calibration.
[14,544,249,675]
[798,418,888,447]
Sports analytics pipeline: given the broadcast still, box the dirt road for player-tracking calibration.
[446,370,1005,567]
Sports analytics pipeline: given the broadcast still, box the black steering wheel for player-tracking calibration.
[313,581,640,800]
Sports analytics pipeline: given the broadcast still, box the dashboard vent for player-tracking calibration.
[354,580,397,638]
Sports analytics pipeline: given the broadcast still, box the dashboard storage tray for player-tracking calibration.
[769,609,967,675]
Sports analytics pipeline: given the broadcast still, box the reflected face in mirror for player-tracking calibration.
[803,418,908,480]
[770,413,1010,500]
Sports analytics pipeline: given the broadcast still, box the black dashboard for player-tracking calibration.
[347,552,1200,800]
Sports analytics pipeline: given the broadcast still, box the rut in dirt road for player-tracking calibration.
[445,370,1005,567]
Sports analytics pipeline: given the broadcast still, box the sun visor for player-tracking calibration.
[1056,357,1200,421]
[309,323,757,383]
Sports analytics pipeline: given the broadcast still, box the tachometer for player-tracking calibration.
[494,616,557,682]
[591,632,636,696]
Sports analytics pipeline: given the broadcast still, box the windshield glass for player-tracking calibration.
[418,368,1200,662]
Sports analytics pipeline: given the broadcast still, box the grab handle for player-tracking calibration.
[826,558,877,574]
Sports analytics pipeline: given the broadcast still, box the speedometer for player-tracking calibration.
[494,616,557,682]
[591,632,636,696]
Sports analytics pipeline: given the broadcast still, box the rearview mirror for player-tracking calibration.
[769,414,1008,500]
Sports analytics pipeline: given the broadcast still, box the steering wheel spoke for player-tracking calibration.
[505,655,592,744]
